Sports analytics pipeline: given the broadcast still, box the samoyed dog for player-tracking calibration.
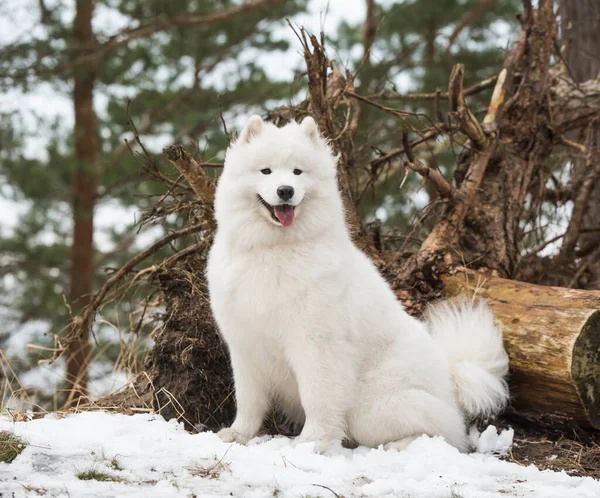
[206,115,509,452]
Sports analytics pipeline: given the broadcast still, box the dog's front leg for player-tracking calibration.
[288,337,355,453]
[217,350,269,444]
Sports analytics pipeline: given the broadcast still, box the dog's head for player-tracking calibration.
[214,116,344,247]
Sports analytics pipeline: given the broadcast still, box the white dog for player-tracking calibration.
[206,115,509,452]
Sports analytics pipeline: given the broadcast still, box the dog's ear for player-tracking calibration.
[238,115,263,144]
[300,116,320,143]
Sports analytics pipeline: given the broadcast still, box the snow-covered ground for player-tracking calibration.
[1,412,599,497]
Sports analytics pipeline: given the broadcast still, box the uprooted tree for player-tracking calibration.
[64,0,600,432]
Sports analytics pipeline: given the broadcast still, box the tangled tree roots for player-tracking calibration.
[148,263,234,431]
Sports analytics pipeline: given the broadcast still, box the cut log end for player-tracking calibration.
[572,310,600,428]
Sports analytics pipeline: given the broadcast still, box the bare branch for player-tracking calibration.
[484,68,507,124]
[400,127,457,199]
[417,142,497,259]
[402,160,458,200]
[448,64,490,149]
[345,90,421,119]
[370,126,451,169]
[67,222,208,354]
[366,75,498,101]
[163,145,216,206]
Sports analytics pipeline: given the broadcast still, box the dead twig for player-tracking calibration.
[356,126,453,205]
[401,128,458,200]
[163,145,216,205]
[311,484,343,498]
[449,63,490,149]
[366,75,498,101]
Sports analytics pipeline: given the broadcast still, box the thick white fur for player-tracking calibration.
[206,115,509,453]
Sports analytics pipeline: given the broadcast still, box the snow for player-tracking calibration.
[1,412,599,497]
[473,425,514,454]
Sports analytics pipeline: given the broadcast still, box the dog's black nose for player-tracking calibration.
[277,185,294,201]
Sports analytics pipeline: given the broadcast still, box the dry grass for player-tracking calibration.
[0,430,28,463]
[189,460,232,480]
[189,447,233,480]
[108,456,122,471]
[0,300,157,416]
[19,485,48,496]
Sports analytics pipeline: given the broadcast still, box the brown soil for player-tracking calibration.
[500,418,600,479]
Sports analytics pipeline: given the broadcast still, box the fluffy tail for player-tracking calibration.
[426,298,509,420]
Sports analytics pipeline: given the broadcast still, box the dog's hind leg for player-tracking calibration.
[349,388,469,452]
[383,435,420,451]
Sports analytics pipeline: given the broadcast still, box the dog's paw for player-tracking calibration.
[383,435,419,451]
[217,427,252,444]
[292,434,336,454]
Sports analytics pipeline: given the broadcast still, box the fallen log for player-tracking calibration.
[443,268,600,429]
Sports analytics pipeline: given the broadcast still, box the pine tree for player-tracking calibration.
[0,0,304,404]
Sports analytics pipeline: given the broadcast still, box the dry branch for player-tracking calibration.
[449,64,490,149]
[369,127,451,169]
[66,222,207,358]
[163,145,216,206]
[366,75,498,101]
[400,129,457,200]
[402,160,457,199]
[417,143,496,260]
[345,91,418,120]
[286,23,365,239]
[484,68,507,124]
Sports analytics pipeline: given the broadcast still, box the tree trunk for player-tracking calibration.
[66,0,97,406]
[559,0,600,288]
[560,0,600,83]
[443,268,600,429]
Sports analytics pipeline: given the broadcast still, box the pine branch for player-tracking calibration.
[2,0,282,79]
[78,0,282,68]
[446,0,497,66]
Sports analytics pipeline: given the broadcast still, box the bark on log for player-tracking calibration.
[443,268,600,429]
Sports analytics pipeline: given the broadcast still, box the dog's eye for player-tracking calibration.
[293,169,302,175]
[261,168,272,175]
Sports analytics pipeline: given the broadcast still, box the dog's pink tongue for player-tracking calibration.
[274,205,295,227]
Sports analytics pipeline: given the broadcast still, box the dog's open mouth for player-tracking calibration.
[258,195,295,227]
